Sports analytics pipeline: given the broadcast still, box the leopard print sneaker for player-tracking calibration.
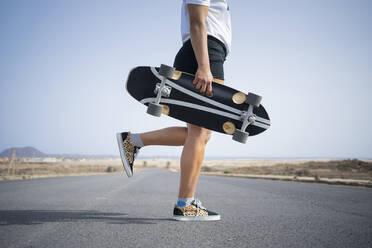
[173,199,220,221]
[116,132,141,177]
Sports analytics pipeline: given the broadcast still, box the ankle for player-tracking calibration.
[129,132,144,147]
[177,196,194,207]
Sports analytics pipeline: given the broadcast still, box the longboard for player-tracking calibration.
[126,65,270,143]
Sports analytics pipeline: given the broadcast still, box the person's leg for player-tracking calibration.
[177,78,224,198]
[140,127,187,146]
[138,79,223,148]
[178,123,211,198]
[117,126,187,177]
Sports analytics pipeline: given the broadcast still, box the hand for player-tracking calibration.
[192,66,214,97]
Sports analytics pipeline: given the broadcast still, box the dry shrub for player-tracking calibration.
[295,169,311,177]
[105,166,116,173]
[202,166,216,172]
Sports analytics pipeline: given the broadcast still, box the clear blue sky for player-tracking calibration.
[1,0,371,158]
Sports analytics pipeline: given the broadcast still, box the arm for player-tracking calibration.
[187,4,213,97]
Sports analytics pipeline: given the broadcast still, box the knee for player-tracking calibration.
[204,130,212,144]
[187,124,212,144]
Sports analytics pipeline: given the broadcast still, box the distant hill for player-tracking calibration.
[0,146,46,158]
[0,146,118,159]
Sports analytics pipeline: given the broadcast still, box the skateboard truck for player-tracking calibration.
[232,92,262,144]
[147,64,175,117]
[154,83,172,98]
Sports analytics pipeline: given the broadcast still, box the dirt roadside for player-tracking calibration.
[1,158,371,188]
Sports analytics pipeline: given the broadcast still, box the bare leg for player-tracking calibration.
[178,78,224,198]
[139,78,224,198]
[141,127,187,146]
[178,123,211,198]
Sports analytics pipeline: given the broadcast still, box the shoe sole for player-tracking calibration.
[173,215,221,221]
[116,133,133,177]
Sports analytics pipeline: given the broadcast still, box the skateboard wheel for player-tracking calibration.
[147,103,163,117]
[245,92,262,107]
[159,64,175,78]
[232,130,249,144]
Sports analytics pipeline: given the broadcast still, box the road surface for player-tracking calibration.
[0,168,371,248]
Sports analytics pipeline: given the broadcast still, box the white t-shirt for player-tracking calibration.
[181,0,232,54]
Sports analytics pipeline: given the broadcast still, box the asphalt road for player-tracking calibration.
[0,168,371,248]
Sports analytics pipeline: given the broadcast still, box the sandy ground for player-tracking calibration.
[143,158,372,188]
[1,158,371,187]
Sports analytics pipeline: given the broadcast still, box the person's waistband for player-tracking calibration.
[183,35,227,55]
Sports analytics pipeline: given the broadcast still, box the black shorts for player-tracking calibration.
[173,35,227,80]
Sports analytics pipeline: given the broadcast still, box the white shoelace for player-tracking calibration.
[192,198,206,210]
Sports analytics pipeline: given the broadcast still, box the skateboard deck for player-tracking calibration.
[126,65,270,143]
